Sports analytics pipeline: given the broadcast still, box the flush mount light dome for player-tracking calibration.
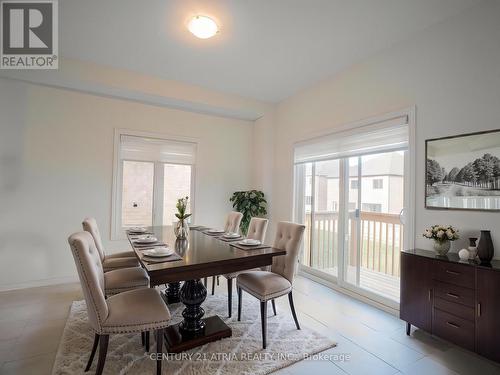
[188,15,218,39]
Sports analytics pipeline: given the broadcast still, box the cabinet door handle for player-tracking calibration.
[477,303,481,317]
[446,292,459,299]
[428,289,432,301]
[445,270,460,275]
[447,321,460,329]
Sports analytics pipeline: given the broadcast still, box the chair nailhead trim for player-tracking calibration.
[71,242,106,328]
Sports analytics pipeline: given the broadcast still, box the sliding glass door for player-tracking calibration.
[343,151,405,302]
[296,160,340,279]
[293,114,411,307]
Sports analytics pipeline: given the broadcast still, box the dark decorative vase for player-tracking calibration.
[477,230,494,263]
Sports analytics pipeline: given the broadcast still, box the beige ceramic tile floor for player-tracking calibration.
[1,276,499,375]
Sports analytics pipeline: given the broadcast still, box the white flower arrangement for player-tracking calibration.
[423,225,459,242]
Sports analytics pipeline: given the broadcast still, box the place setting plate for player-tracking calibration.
[127,226,148,234]
[218,232,243,242]
[205,228,225,235]
[142,247,174,258]
[230,238,270,251]
[133,235,159,245]
[141,246,182,263]
[238,239,261,246]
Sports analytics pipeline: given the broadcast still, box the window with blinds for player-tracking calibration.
[112,132,197,237]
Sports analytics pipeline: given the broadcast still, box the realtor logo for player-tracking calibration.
[1,0,58,69]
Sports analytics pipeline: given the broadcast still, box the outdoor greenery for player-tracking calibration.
[229,190,267,234]
[427,153,500,190]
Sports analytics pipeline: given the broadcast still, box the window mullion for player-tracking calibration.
[310,162,316,268]
[115,160,125,237]
[153,162,164,227]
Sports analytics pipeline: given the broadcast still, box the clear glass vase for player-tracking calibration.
[174,219,189,240]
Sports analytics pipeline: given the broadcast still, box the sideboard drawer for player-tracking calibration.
[433,262,475,288]
[433,309,475,351]
[433,280,475,307]
[434,297,475,321]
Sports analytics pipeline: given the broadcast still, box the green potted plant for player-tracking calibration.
[174,196,191,239]
[230,190,267,235]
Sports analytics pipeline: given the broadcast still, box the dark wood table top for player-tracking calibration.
[127,226,286,285]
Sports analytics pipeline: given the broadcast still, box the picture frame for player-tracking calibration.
[425,129,500,211]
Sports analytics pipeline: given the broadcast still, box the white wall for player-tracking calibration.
[255,0,500,257]
[0,58,272,121]
[0,78,254,290]
[252,112,276,243]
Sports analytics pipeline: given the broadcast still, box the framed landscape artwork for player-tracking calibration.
[425,129,500,211]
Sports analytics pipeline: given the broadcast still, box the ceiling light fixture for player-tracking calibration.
[188,15,218,39]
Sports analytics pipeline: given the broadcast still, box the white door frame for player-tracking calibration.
[295,107,416,310]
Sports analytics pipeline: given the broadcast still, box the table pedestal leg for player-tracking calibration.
[163,282,181,304]
[179,280,206,333]
[164,279,232,353]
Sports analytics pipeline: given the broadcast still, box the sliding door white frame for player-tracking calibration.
[294,107,416,310]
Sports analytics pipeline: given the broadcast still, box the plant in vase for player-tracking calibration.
[174,196,191,239]
[423,225,459,256]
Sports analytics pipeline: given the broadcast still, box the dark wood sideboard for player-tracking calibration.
[400,249,500,363]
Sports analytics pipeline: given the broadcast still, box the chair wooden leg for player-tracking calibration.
[260,301,268,349]
[288,292,300,330]
[217,275,220,285]
[227,277,233,318]
[271,299,277,316]
[85,333,99,372]
[237,287,242,321]
[156,328,164,375]
[141,331,145,346]
[95,334,109,375]
[145,331,150,352]
[211,276,216,295]
[204,277,207,287]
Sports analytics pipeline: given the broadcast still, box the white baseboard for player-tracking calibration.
[0,275,79,292]
[298,270,400,317]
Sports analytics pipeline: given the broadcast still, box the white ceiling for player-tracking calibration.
[60,0,482,103]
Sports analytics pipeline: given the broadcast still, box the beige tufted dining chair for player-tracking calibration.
[68,232,171,375]
[224,211,243,233]
[83,217,149,303]
[205,211,244,290]
[222,217,268,317]
[236,221,305,349]
[83,217,139,271]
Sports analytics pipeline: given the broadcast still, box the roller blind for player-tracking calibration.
[120,135,197,165]
[294,115,408,164]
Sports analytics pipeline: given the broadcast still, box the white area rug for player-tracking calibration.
[52,293,336,374]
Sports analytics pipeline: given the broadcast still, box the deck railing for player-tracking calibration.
[304,211,403,277]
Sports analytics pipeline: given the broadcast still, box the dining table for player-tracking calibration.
[126,226,286,353]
